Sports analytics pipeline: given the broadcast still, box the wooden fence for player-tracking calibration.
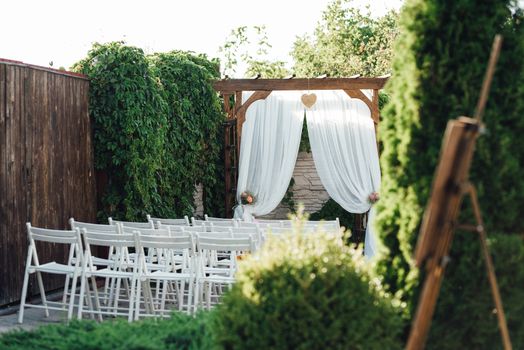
[0,60,97,307]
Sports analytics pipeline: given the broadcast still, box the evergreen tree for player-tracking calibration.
[376,0,524,314]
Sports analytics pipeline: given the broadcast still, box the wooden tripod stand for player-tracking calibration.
[406,35,512,350]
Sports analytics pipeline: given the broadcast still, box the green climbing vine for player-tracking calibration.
[73,42,225,221]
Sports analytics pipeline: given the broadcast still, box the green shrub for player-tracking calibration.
[0,312,216,350]
[375,0,524,314]
[427,233,524,350]
[213,213,404,349]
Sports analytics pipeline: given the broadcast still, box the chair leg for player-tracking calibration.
[160,281,168,316]
[206,282,212,310]
[62,275,71,306]
[90,276,103,322]
[193,280,200,314]
[178,280,185,311]
[35,271,49,318]
[113,277,122,316]
[67,272,79,321]
[17,264,32,324]
[186,278,193,315]
[77,273,87,320]
[133,278,141,322]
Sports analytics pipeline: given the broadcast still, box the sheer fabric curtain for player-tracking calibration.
[306,90,381,257]
[234,91,304,219]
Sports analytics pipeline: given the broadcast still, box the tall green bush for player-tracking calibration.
[376,0,524,311]
[73,43,225,221]
[214,214,403,349]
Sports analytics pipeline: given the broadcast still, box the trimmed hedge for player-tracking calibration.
[0,312,216,350]
[213,216,404,349]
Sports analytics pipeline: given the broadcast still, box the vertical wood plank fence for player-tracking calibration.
[0,60,96,307]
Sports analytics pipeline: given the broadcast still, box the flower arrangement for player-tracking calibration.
[368,192,380,204]
[240,191,256,205]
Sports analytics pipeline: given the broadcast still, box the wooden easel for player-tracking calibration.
[406,35,512,350]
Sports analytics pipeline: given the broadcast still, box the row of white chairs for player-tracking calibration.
[18,220,256,323]
[18,214,340,323]
[147,213,341,232]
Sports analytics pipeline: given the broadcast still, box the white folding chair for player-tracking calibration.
[70,218,123,305]
[18,224,83,324]
[193,234,255,312]
[134,232,196,319]
[78,229,140,322]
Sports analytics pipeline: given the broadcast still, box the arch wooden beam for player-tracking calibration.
[236,90,272,142]
[214,77,388,92]
[344,89,379,124]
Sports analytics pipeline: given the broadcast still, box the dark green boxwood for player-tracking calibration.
[213,217,404,349]
[0,311,216,350]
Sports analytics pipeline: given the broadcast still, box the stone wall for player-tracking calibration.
[260,152,330,219]
[193,183,204,218]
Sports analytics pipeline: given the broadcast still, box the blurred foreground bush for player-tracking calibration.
[213,213,404,350]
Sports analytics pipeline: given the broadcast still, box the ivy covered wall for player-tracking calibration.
[73,42,225,221]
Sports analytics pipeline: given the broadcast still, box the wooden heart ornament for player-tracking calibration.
[301,93,317,109]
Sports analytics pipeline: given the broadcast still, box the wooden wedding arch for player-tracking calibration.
[212,77,389,219]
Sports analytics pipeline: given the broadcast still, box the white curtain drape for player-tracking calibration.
[234,91,304,219]
[306,90,381,257]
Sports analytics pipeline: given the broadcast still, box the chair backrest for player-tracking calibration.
[206,221,239,228]
[204,214,238,223]
[203,225,234,233]
[137,232,194,251]
[108,217,154,229]
[69,218,118,233]
[120,226,170,236]
[237,221,273,229]
[26,223,83,268]
[253,219,293,227]
[81,228,137,272]
[193,217,238,228]
[27,223,82,245]
[82,230,136,248]
[266,225,319,235]
[146,214,190,228]
[196,234,255,253]
[302,219,340,232]
[179,225,207,233]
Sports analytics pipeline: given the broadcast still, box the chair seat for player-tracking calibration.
[28,262,79,275]
[204,267,233,277]
[85,268,135,279]
[201,275,235,284]
[149,270,192,280]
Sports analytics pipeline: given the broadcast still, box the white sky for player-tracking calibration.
[1,0,403,76]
